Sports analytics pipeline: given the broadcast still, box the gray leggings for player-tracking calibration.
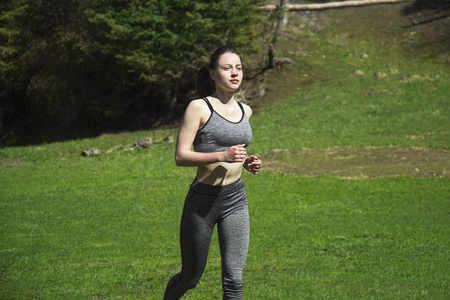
[164,178,250,300]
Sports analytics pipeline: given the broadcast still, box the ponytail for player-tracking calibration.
[196,63,215,98]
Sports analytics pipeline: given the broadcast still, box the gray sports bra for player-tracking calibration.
[193,98,252,153]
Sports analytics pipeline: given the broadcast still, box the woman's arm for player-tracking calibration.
[240,103,262,174]
[175,100,247,167]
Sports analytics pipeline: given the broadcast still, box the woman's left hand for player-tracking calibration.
[244,155,262,175]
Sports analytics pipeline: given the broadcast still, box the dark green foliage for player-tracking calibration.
[408,0,450,11]
[0,0,263,145]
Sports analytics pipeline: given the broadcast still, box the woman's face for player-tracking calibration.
[210,52,243,93]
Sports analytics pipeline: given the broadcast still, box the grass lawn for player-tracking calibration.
[1,3,449,299]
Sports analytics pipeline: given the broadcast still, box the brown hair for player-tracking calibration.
[196,46,241,98]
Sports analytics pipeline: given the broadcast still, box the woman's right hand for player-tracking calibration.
[222,144,247,163]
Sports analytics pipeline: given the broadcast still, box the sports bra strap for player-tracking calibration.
[203,97,214,113]
[236,101,245,115]
[203,97,245,116]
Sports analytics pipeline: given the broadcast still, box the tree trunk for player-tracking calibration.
[282,0,289,25]
[268,0,289,68]
[259,0,413,11]
[168,79,179,119]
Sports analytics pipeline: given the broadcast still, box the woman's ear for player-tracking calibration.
[209,70,215,81]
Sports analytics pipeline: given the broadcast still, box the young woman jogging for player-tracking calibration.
[163,46,261,299]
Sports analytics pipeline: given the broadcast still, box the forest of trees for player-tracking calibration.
[0,0,264,145]
[0,0,446,146]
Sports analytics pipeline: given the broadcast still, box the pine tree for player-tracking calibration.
[0,0,263,145]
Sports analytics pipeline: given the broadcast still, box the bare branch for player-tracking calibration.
[259,0,413,12]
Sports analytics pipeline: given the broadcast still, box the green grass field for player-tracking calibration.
[1,3,449,299]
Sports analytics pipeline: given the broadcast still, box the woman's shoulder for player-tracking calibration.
[240,102,253,118]
[184,98,211,121]
[186,98,208,111]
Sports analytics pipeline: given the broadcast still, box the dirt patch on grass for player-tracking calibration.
[261,147,450,178]
[0,158,32,166]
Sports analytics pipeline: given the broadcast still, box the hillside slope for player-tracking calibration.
[248,2,449,177]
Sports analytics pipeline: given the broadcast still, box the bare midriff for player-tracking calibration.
[196,161,245,186]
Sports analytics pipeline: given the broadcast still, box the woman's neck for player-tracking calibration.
[212,90,235,105]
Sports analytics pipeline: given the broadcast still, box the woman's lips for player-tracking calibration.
[230,79,240,84]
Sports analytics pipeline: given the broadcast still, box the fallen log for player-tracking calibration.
[259,0,413,11]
